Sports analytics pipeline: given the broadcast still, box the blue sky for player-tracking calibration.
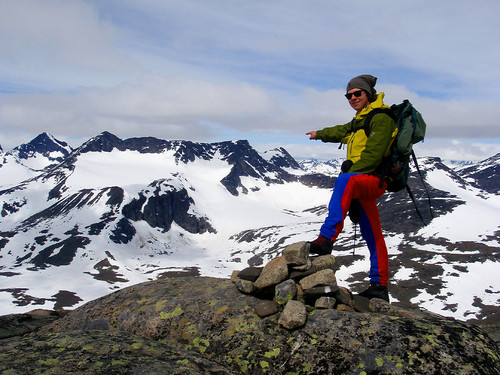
[1,0,499,161]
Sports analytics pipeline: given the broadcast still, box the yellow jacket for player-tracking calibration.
[316,93,397,174]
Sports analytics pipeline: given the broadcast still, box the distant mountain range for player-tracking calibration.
[0,132,499,337]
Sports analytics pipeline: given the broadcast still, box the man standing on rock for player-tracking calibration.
[306,74,397,302]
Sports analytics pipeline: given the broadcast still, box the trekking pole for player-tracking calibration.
[352,223,357,256]
[411,151,434,219]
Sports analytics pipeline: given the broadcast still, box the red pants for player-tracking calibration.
[320,173,388,286]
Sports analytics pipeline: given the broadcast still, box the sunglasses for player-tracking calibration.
[345,90,364,100]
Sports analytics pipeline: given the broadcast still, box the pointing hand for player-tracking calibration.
[306,131,317,140]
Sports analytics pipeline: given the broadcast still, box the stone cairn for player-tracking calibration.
[232,241,381,329]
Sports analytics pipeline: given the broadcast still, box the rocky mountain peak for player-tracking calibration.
[78,131,123,153]
[9,132,72,162]
[262,146,302,170]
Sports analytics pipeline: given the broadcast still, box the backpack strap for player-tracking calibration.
[360,108,395,137]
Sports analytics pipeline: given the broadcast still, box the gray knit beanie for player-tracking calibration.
[346,74,377,101]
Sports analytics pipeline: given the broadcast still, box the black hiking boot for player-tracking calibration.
[358,283,389,302]
[308,235,333,255]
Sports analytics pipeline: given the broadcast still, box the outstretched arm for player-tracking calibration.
[307,122,352,143]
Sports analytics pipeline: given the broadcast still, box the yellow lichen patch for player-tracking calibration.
[131,342,142,350]
[54,337,70,348]
[193,337,210,354]
[39,358,59,366]
[407,352,419,366]
[264,348,280,358]
[225,316,256,335]
[91,361,104,370]
[179,319,198,342]
[423,334,439,346]
[302,362,312,372]
[159,306,183,320]
[229,354,250,373]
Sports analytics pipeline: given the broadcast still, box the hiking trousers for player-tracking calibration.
[320,173,389,287]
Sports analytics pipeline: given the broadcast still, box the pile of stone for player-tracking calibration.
[232,241,382,329]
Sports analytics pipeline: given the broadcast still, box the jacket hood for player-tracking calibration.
[355,92,390,119]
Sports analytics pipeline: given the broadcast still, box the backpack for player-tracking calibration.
[360,100,433,224]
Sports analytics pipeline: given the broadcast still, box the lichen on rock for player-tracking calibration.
[1,242,499,374]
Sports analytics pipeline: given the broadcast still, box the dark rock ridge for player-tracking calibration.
[121,179,215,236]
[262,147,302,170]
[31,132,310,197]
[72,133,326,196]
[1,276,498,374]
[456,152,500,195]
[6,132,72,165]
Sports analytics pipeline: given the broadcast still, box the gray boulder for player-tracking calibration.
[6,276,492,374]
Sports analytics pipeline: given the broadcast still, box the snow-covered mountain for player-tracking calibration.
[454,153,500,195]
[260,146,302,172]
[0,132,498,332]
[298,158,345,176]
[0,132,73,188]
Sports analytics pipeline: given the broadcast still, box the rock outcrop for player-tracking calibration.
[1,273,499,374]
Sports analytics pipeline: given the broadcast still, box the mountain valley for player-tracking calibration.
[0,132,498,341]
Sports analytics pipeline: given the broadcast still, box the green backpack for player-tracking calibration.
[362,100,433,223]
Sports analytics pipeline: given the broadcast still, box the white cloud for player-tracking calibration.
[0,0,121,66]
[1,77,499,156]
[0,0,133,89]
[0,0,499,159]
[0,73,276,142]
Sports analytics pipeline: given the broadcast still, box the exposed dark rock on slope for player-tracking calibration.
[456,153,500,195]
[6,132,72,166]
[121,179,216,236]
[1,276,498,374]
